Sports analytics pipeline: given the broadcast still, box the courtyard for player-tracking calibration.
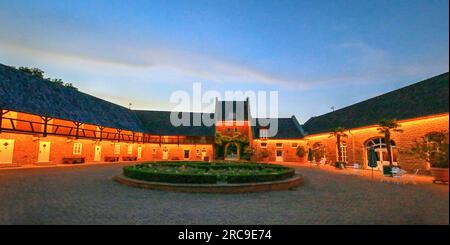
[0,163,448,225]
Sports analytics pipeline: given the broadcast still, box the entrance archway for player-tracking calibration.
[224,142,240,160]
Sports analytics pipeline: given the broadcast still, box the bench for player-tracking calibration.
[62,157,85,164]
[122,156,137,161]
[104,156,119,162]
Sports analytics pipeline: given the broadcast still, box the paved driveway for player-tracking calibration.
[0,163,448,224]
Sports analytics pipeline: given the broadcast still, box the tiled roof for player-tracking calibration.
[133,110,216,136]
[0,64,144,132]
[252,116,305,139]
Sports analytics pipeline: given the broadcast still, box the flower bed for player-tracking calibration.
[122,161,295,184]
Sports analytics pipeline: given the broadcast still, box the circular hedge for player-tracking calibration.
[122,161,296,184]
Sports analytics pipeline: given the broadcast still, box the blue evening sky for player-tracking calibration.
[0,0,448,123]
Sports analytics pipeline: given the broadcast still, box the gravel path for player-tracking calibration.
[0,163,448,225]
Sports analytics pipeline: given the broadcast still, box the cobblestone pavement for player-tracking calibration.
[0,163,448,224]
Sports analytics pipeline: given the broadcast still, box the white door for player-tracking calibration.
[275,150,283,162]
[162,148,169,160]
[38,141,51,162]
[137,146,142,159]
[94,145,102,161]
[0,139,14,163]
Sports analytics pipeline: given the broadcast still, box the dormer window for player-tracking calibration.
[259,129,269,138]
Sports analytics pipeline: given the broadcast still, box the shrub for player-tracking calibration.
[123,161,295,184]
[123,166,217,184]
[334,162,346,169]
[296,146,306,158]
[410,131,449,168]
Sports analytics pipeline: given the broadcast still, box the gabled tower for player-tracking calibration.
[214,98,252,160]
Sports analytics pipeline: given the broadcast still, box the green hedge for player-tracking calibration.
[226,169,295,183]
[123,161,295,184]
[123,166,217,184]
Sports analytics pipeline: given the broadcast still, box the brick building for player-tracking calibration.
[0,63,448,174]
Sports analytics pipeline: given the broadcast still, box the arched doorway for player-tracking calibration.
[365,137,397,171]
[224,142,240,160]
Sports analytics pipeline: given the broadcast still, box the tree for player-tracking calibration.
[18,67,44,79]
[377,119,403,167]
[410,131,449,168]
[16,66,78,90]
[329,127,348,162]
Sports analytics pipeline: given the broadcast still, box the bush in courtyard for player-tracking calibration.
[123,161,295,184]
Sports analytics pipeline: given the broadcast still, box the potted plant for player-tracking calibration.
[296,145,306,158]
[410,131,449,183]
[377,119,403,176]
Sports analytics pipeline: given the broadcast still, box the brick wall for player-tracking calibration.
[0,131,214,166]
[303,114,449,172]
[253,139,308,162]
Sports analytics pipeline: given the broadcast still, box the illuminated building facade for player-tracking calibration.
[1,63,448,174]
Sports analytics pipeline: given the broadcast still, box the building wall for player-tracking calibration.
[303,113,449,173]
[215,121,250,137]
[2,109,448,174]
[252,139,308,162]
[1,111,214,166]
[0,131,214,166]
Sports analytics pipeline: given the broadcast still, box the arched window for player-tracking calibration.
[365,137,397,170]
[366,137,396,149]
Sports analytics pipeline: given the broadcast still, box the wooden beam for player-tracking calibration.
[73,122,82,139]
[0,109,2,134]
[98,126,104,141]
[40,116,52,137]
[0,109,10,134]
[117,129,122,142]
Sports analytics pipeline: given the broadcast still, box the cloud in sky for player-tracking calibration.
[2,36,446,93]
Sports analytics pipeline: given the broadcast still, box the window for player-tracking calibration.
[73,143,82,155]
[291,143,298,148]
[152,148,157,154]
[259,129,269,138]
[114,144,121,154]
[127,145,133,154]
[365,137,398,166]
[234,128,238,133]
[337,142,347,162]
[184,149,190,159]
[226,128,231,134]
[260,142,267,148]
[276,143,283,148]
